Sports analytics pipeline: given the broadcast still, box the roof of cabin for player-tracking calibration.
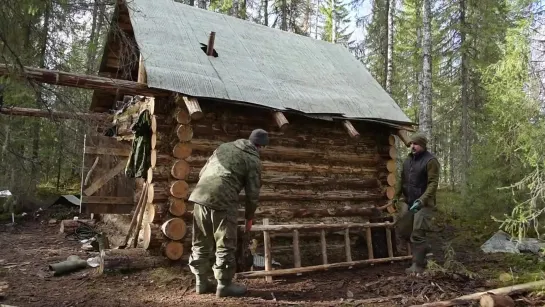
[100,0,412,126]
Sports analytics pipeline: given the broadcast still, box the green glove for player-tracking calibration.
[409,200,422,213]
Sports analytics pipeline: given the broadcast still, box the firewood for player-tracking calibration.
[59,219,96,234]
[479,294,515,307]
[162,241,184,260]
[386,159,396,172]
[172,142,192,159]
[168,197,186,216]
[170,180,189,199]
[142,223,163,250]
[161,218,187,240]
[173,106,191,124]
[410,280,545,307]
[176,124,193,142]
[171,159,190,180]
[97,248,168,274]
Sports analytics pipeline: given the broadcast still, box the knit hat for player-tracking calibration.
[409,133,428,148]
[249,129,269,146]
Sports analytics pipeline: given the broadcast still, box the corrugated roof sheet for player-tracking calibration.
[126,0,412,124]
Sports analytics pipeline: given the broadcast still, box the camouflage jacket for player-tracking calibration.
[188,139,262,219]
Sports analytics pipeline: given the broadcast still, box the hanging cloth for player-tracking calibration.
[125,109,151,179]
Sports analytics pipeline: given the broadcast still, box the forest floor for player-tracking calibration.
[1,192,545,306]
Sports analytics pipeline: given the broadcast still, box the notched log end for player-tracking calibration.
[342,120,360,139]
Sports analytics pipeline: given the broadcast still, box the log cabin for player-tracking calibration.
[80,0,416,273]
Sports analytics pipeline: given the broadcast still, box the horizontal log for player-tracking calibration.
[182,206,382,220]
[0,64,168,96]
[0,106,110,122]
[185,156,377,175]
[192,123,381,152]
[190,139,378,166]
[242,222,393,232]
[98,248,168,274]
[272,111,289,131]
[236,255,413,278]
[84,146,131,157]
[185,170,379,187]
[143,223,163,250]
[173,106,190,124]
[162,241,184,260]
[59,219,96,234]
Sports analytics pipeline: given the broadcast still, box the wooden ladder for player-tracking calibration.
[237,219,413,281]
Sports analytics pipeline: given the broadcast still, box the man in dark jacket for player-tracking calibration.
[392,132,440,274]
[188,129,268,297]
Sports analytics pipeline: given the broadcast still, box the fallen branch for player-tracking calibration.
[352,294,405,305]
[410,280,545,307]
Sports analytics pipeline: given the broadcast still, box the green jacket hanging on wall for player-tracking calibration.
[125,109,152,179]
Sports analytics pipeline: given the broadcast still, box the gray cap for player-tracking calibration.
[249,129,269,146]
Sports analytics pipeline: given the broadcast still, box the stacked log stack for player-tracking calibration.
[140,95,197,261]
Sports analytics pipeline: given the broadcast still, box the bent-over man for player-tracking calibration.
[392,132,440,274]
[188,129,268,297]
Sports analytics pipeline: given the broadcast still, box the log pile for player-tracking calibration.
[139,94,196,261]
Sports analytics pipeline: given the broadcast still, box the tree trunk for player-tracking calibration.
[281,0,287,31]
[264,0,269,26]
[31,1,52,191]
[56,125,64,192]
[419,0,433,141]
[86,0,99,75]
[198,0,206,9]
[460,0,470,196]
[385,0,395,94]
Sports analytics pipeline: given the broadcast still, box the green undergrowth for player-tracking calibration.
[433,190,545,286]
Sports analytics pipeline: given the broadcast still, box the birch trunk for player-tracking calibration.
[419,0,433,142]
[385,0,395,94]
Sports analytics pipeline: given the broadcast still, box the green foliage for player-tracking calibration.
[319,0,352,43]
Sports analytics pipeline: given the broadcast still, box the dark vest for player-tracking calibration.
[401,150,436,204]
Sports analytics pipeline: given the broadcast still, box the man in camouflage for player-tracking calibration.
[188,129,268,297]
[391,133,440,274]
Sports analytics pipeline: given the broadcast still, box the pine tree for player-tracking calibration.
[320,0,352,44]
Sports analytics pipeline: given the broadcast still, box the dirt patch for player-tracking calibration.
[0,217,541,307]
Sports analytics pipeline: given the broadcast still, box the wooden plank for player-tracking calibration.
[237,255,415,278]
[386,228,394,258]
[292,230,301,275]
[344,227,352,262]
[83,158,128,196]
[263,219,272,283]
[366,228,374,259]
[320,229,327,264]
[241,222,393,232]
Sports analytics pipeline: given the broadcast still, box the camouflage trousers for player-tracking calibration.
[188,203,238,281]
[395,201,434,266]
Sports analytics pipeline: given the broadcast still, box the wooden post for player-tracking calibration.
[206,31,216,56]
[366,228,374,260]
[344,227,352,262]
[386,228,393,259]
[342,120,360,138]
[272,111,289,131]
[320,229,327,264]
[263,219,272,282]
[138,54,147,84]
[292,229,302,276]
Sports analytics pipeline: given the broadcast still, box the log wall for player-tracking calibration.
[136,96,400,266]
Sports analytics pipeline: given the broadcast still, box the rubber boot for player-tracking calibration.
[195,275,216,294]
[405,244,429,274]
[216,279,247,298]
